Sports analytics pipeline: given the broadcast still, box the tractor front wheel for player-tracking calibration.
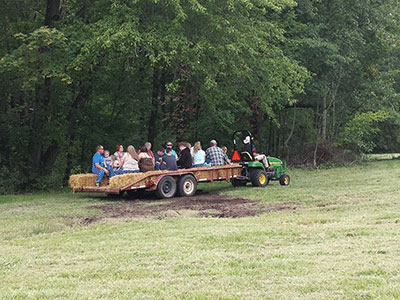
[250,169,269,187]
[279,174,290,186]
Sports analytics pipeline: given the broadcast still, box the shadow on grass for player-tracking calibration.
[72,182,235,202]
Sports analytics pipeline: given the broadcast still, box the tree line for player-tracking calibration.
[1,0,399,193]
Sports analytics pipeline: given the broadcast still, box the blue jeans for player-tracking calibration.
[193,163,211,168]
[123,170,140,174]
[193,163,204,168]
[155,163,168,171]
[113,168,124,176]
[92,167,114,183]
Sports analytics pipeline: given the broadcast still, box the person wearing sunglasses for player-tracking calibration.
[164,141,177,157]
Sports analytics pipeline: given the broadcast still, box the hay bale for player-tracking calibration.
[217,169,227,178]
[109,173,144,188]
[69,173,108,190]
[197,168,213,180]
[109,170,169,188]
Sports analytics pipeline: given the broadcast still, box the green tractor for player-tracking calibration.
[230,130,290,187]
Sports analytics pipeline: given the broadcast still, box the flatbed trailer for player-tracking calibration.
[70,164,242,198]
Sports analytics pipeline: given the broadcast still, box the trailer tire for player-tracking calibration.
[231,178,247,187]
[178,174,197,197]
[279,174,290,186]
[126,189,145,199]
[250,169,269,187]
[156,176,177,199]
[106,192,123,199]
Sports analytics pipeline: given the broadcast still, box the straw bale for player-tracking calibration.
[192,165,242,180]
[197,169,212,180]
[217,169,225,178]
[69,174,108,190]
[109,170,169,188]
[109,173,143,188]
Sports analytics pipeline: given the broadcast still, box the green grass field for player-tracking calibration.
[1,159,400,299]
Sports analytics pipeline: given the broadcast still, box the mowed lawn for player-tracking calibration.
[1,159,400,299]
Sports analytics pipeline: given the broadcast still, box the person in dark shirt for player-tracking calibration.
[242,140,255,158]
[242,136,270,169]
[155,147,167,170]
[177,142,192,169]
[162,148,178,170]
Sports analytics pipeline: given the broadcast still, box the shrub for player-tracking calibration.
[336,111,388,154]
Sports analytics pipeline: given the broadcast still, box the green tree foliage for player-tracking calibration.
[336,111,388,153]
[0,0,400,193]
[273,0,400,161]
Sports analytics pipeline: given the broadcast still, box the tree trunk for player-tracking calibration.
[28,77,52,174]
[147,67,160,144]
[27,0,60,182]
[44,0,60,26]
[321,93,327,141]
[267,118,273,155]
[329,72,342,141]
[313,106,322,167]
[284,106,297,160]
[63,82,91,182]
[276,112,281,155]
[313,127,321,167]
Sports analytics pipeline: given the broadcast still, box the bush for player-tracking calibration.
[336,111,388,154]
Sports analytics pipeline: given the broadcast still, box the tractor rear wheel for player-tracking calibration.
[177,175,197,197]
[156,176,177,198]
[249,169,269,187]
[279,174,290,186]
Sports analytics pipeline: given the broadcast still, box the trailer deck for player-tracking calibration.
[70,164,243,198]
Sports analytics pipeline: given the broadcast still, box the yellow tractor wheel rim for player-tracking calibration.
[259,173,266,185]
[284,177,289,185]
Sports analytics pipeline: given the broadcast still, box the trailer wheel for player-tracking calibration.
[126,189,145,199]
[106,192,123,199]
[156,176,177,199]
[250,169,269,187]
[231,178,247,187]
[178,175,197,197]
[279,174,290,186]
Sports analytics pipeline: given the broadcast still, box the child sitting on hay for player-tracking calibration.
[104,150,112,169]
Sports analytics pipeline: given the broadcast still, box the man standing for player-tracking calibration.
[205,140,231,166]
[92,145,113,187]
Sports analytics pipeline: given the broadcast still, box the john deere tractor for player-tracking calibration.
[230,130,290,187]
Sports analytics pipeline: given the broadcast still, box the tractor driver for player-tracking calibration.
[242,136,270,170]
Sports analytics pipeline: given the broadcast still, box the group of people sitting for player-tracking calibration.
[92,140,231,187]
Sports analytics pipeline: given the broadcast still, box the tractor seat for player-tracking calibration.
[240,151,254,162]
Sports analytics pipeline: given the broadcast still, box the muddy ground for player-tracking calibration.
[81,191,296,224]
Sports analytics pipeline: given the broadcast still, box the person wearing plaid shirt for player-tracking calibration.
[205,140,231,166]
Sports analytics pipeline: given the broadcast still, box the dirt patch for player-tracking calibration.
[80,192,296,224]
